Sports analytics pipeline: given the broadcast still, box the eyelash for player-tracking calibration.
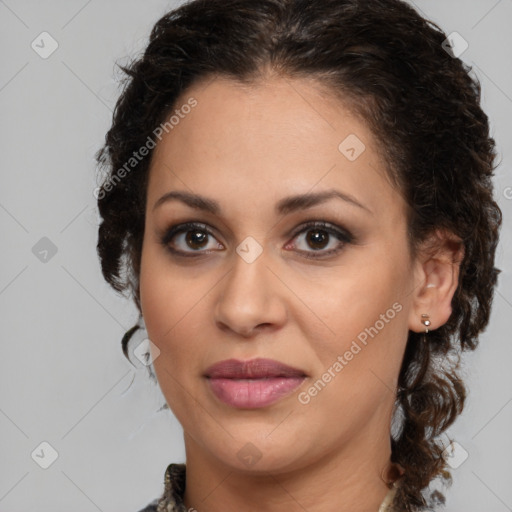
[159,220,354,260]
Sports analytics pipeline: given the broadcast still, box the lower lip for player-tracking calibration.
[207,377,306,408]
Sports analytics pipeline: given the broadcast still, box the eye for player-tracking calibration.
[160,220,354,259]
[160,222,223,257]
[286,221,353,259]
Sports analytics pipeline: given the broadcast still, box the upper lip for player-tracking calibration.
[204,358,307,379]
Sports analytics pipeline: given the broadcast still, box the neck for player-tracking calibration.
[182,424,396,512]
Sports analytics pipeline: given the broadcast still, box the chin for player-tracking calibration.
[201,434,309,475]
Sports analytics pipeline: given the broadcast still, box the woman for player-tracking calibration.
[95,0,502,510]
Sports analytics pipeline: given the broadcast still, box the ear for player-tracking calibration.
[408,230,465,333]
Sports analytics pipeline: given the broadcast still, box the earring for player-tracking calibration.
[421,313,431,334]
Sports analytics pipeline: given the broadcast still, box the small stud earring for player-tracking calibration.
[421,313,431,333]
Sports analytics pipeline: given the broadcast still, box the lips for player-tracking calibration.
[204,358,307,409]
[204,358,307,379]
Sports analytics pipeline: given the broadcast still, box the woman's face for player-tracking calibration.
[140,75,420,473]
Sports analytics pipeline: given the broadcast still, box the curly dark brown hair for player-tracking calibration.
[95,0,502,509]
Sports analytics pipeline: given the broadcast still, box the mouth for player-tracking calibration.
[204,358,307,409]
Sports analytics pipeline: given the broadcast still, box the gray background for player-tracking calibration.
[0,1,511,511]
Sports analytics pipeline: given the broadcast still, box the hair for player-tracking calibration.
[95,0,502,510]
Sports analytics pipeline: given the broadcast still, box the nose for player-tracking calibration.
[213,245,287,338]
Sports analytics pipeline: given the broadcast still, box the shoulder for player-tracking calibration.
[135,462,187,512]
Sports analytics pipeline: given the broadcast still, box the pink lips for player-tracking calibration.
[204,358,307,409]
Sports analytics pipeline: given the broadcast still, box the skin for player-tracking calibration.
[139,74,462,512]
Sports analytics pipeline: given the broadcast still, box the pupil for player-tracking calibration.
[308,229,328,250]
[186,230,207,249]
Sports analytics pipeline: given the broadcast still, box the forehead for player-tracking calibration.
[147,75,404,222]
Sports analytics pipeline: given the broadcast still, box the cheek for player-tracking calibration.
[139,252,205,419]
[314,251,408,336]
[140,234,190,335]
[297,275,408,424]
[140,240,183,353]
[139,242,212,371]
[303,248,410,389]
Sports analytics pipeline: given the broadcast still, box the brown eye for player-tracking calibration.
[160,220,354,260]
[304,228,330,250]
[160,222,223,257]
[287,221,354,259]
[184,229,209,250]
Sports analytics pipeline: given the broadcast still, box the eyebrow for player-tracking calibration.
[152,189,372,216]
